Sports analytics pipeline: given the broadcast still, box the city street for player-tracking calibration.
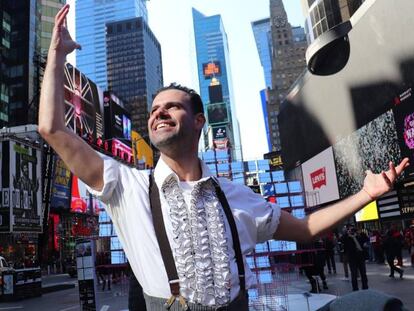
[0,256,413,310]
[0,275,128,311]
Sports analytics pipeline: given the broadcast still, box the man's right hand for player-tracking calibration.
[49,4,81,60]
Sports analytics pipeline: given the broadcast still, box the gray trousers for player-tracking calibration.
[143,291,249,311]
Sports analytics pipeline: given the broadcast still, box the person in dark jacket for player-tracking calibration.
[303,239,328,293]
[323,232,336,274]
[383,230,404,278]
[342,226,369,291]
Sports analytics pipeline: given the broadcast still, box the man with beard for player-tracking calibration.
[38,5,409,310]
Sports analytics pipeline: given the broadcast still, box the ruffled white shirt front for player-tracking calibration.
[87,155,281,305]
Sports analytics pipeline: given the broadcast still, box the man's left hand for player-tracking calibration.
[363,158,409,200]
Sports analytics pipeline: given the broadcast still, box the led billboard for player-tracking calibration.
[203,61,221,79]
[50,156,72,211]
[207,103,229,125]
[212,126,228,140]
[333,110,401,198]
[355,201,379,222]
[264,151,283,171]
[208,84,223,103]
[103,91,131,141]
[302,147,339,207]
[392,87,414,177]
[9,141,42,232]
[64,63,104,141]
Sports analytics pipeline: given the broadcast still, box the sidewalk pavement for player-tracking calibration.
[287,255,414,310]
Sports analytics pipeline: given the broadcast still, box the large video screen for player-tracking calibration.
[64,63,104,140]
[207,103,229,125]
[9,141,42,232]
[333,110,401,198]
[50,156,72,211]
[302,147,339,207]
[392,88,414,177]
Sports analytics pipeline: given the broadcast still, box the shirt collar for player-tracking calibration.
[154,157,213,189]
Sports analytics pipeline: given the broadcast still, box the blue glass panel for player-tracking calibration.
[258,172,271,183]
[290,195,304,207]
[275,182,288,194]
[288,181,302,193]
[271,170,285,182]
[278,196,290,208]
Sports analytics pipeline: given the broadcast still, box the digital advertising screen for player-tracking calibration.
[392,87,414,177]
[9,141,42,232]
[50,156,72,211]
[208,84,223,103]
[203,61,221,79]
[334,110,401,198]
[355,201,379,222]
[71,176,99,215]
[264,151,283,171]
[302,147,340,207]
[64,63,104,141]
[212,126,228,140]
[103,91,131,141]
[207,103,229,125]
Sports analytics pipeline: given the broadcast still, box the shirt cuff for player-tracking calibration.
[86,154,120,203]
[257,203,282,243]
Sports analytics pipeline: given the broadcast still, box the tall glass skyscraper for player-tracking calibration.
[75,0,148,90]
[192,8,242,161]
[106,17,163,142]
[251,18,272,89]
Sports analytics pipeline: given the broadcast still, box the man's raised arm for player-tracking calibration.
[274,159,409,243]
[38,4,104,191]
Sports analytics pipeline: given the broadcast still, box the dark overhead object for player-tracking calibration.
[306,21,352,76]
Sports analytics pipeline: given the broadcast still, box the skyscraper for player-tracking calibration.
[252,18,272,89]
[252,18,273,152]
[75,0,148,90]
[106,17,163,142]
[192,8,242,161]
[39,0,65,55]
[0,0,41,127]
[268,0,308,151]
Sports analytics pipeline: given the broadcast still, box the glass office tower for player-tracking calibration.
[106,17,163,142]
[75,0,148,89]
[252,18,272,89]
[192,8,242,161]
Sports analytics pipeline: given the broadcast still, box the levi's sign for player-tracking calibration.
[310,167,326,189]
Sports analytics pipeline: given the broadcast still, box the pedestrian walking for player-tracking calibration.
[38,4,409,309]
[343,226,369,291]
[323,232,336,274]
[384,230,404,278]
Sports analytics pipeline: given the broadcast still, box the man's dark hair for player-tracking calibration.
[154,83,204,115]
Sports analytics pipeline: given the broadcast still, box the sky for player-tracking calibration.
[66,0,305,160]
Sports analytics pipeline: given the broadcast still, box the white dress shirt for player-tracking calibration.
[87,155,281,304]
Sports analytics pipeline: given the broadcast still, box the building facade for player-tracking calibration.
[252,18,272,89]
[75,0,148,90]
[192,8,242,161]
[106,17,163,142]
[301,0,365,43]
[0,0,42,127]
[39,0,65,55]
[268,0,308,151]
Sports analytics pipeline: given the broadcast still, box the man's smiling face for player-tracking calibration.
[148,89,202,153]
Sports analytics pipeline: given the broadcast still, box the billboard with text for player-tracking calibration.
[302,147,339,207]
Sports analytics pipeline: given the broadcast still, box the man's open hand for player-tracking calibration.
[49,4,81,58]
[363,158,409,200]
